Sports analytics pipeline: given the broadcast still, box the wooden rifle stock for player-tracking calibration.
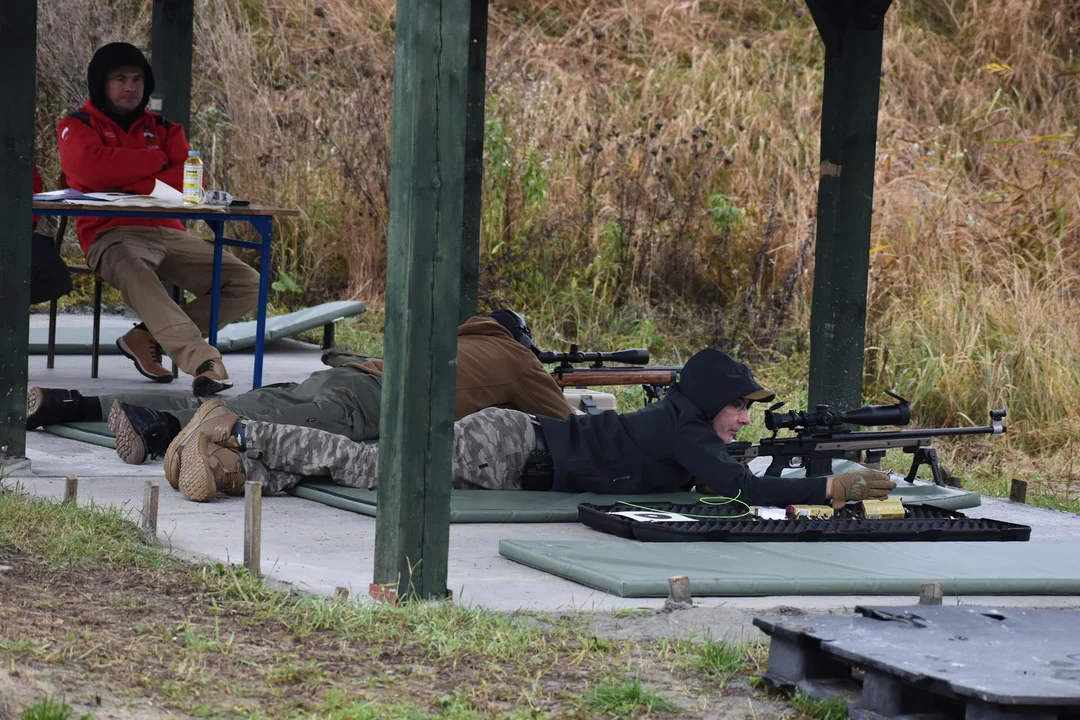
[552,369,678,388]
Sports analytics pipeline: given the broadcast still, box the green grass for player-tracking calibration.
[20,698,91,720]
[788,692,849,720]
[578,677,679,716]
[0,481,165,569]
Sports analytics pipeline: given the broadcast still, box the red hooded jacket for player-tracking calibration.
[57,100,189,255]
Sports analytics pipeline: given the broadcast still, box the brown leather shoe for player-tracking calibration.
[192,358,233,397]
[177,434,247,502]
[117,327,173,383]
[164,399,240,489]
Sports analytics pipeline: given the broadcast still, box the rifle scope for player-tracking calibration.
[765,391,911,432]
[535,344,650,368]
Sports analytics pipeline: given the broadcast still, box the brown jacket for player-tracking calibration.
[338,317,573,420]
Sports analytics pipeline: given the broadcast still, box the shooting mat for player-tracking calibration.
[286,480,980,522]
[498,539,1080,597]
[30,300,365,354]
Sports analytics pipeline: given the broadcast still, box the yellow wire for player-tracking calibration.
[614,490,754,520]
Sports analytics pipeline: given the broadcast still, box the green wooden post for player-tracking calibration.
[805,0,894,412]
[458,0,489,323]
[374,0,471,600]
[0,0,37,461]
[151,0,194,130]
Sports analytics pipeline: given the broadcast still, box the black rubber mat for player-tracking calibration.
[578,502,1031,542]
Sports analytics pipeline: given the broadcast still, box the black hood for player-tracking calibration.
[675,349,775,419]
[87,42,155,123]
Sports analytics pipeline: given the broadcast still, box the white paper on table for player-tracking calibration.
[150,178,184,204]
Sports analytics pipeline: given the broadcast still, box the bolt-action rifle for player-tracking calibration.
[535,345,681,402]
[726,392,1007,487]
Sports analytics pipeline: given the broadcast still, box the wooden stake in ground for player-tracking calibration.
[919,582,943,606]
[141,480,159,535]
[1010,479,1028,504]
[63,475,78,505]
[664,575,693,610]
[244,480,262,576]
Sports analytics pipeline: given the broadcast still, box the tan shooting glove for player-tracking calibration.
[829,469,896,509]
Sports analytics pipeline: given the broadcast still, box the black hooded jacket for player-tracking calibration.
[537,349,830,505]
[87,42,155,130]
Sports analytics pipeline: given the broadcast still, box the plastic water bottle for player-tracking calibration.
[183,150,204,205]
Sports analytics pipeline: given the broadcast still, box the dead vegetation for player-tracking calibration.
[31,0,1080,489]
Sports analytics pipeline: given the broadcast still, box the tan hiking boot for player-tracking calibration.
[117,327,173,383]
[192,358,233,397]
[164,399,241,489]
[177,434,247,502]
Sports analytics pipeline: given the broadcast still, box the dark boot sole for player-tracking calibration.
[26,387,82,429]
[116,338,174,384]
[107,400,148,465]
[192,375,233,398]
[26,388,43,429]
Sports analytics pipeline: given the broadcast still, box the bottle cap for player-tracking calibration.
[188,150,200,157]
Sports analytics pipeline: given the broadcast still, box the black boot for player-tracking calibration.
[26,388,88,429]
[107,400,182,465]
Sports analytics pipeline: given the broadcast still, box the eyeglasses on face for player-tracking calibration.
[729,399,751,412]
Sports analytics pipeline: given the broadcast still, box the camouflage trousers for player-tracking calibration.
[241,407,537,495]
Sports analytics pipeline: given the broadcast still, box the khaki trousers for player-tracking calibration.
[87,226,260,375]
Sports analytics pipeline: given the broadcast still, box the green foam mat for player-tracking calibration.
[288,480,981,522]
[30,300,365,355]
[499,539,1080,597]
[40,421,115,449]
[288,484,705,523]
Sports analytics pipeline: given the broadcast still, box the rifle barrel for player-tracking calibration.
[802,424,1004,443]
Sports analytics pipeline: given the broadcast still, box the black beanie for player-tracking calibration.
[87,42,155,116]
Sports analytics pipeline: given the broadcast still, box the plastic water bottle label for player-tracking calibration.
[183,164,203,204]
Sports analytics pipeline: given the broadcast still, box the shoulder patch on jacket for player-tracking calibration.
[65,111,92,126]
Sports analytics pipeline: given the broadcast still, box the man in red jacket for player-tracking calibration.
[57,42,259,396]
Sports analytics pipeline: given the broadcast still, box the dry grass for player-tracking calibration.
[32,0,1080,484]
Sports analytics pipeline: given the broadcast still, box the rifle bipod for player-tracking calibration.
[903,446,945,487]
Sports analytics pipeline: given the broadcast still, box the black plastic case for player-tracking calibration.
[577,503,1032,543]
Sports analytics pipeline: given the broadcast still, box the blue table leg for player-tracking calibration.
[251,217,273,389]
[206,219,225,348]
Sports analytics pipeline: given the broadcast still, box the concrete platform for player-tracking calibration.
[9,313,1080,641]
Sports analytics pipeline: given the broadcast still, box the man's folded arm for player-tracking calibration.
[57,119,168,191]
[117,122,191,194]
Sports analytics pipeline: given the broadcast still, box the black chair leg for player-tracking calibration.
[92,278,102,379]
[47,298,59,369]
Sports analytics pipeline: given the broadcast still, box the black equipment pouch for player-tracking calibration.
[522,419,554,491]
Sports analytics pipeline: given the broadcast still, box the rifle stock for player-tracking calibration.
[552,369,679,388]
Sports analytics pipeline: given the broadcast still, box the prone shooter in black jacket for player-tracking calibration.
[162,346,897,506]
[536,348,896,507]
